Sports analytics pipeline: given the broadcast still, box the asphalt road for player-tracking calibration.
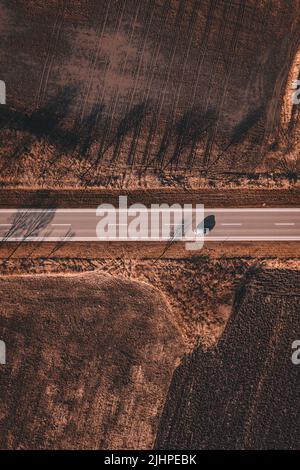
[0,208,299,242]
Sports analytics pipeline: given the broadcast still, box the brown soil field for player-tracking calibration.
[0,272,184,449]
[0,262,299,449]
[155,269,300,450]
[0,258,298,351]
[0,0,300,187]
